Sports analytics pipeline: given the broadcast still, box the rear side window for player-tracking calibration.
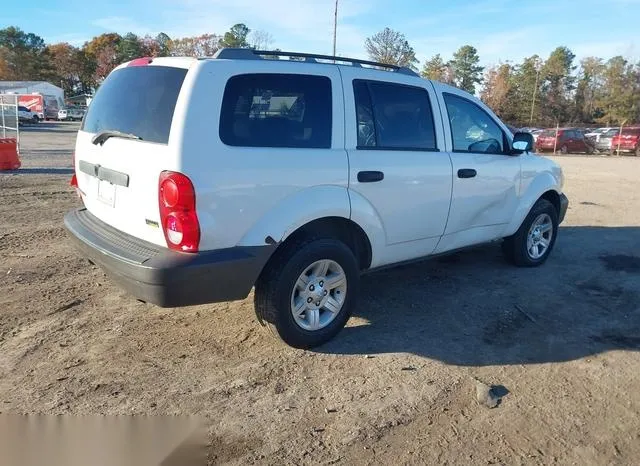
[353,80,437,150]
[220,74,332,148]
[82,66,187,144]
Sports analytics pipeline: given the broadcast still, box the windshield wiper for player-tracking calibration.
[91,130,142,146]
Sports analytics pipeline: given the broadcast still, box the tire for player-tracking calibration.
[254,237,360,348]
[502,198,559,267]
[560,145,568,155]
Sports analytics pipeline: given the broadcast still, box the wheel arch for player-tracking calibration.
[263,216,373,274]
[505,171,563,237]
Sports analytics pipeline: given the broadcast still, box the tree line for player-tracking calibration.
[0,25,273,96]
[1,24,638,127]
[365,27,639,127]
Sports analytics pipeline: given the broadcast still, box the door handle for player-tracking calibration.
[457,168,477,179]
[357,171,384,183]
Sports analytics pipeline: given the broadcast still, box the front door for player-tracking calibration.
[341,70,453,267]
[433,89,521,253]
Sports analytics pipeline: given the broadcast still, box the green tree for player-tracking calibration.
[449,45,483,94]
[364,27,418,70]
[574,57,605,122]
[117,32,142,62]
[155,33,171,57]
[597,56,639,125]
[220,23,251,48]
[0,26,51,80]
[509,55,543,125]
[540,46,575,124]
[421,54,449,81]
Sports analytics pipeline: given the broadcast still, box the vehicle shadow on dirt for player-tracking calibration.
[319,226,640,366]
[4,168,74,175]
[20,123,80,134]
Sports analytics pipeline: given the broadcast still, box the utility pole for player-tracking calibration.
[529,60,541,126]
[332,0,338,61]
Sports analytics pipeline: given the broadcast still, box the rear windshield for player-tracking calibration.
[82,66,187,144]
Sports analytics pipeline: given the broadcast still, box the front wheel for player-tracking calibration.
[254,237,359,348]
[502,198,559,267]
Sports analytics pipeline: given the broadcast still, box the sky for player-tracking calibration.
[4,0,640,67]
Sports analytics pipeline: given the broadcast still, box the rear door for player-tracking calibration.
[341,69,452,266]
[75,62,190,246]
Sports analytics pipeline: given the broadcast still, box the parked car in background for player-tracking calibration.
[592,128,619,153]
[58,107,85,121]
[535,128,594,154]
[520,127,543,142]
[611,127,640,156]
[18,105,39,123]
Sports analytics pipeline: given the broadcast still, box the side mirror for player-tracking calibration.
[512,132,534,152]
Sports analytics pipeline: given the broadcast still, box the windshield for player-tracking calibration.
[81,65,187,144]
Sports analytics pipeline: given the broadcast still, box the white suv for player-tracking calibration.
[65,49,568,348]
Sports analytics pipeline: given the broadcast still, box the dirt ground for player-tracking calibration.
[1,123,639,465]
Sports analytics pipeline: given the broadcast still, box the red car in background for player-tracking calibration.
[535,128,595,154]
[610,127,640,156]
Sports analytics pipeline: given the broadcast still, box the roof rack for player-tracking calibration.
[212,48,419,77]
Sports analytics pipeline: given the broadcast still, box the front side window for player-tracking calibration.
[444,93,505,154]
[220,74,332,148]
[353,80,437,151]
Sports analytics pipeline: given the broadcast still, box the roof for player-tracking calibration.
[0,81,63,91]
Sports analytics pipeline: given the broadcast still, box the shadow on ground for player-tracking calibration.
[20,123,80,134]
[3,168,74,175]
[318,226,640,366]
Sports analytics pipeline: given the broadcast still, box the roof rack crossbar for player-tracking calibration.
[212,48,419,77]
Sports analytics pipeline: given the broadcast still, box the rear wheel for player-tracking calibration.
[254,237,359,348]
[502,198,558,267]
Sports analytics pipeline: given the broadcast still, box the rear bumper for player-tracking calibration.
[64,208,275,307]
[558,193,569,224]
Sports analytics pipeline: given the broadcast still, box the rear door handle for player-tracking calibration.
[357,171,384,183]
[457,168,477,179]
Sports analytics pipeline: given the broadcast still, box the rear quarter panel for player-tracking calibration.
[175,60,350,251]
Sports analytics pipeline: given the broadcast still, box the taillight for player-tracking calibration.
[158,171,200,253]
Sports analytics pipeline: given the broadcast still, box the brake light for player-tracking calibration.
[158,171,200,253]
[128,57,153,67]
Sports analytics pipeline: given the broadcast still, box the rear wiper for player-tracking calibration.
[91,130,142,146]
